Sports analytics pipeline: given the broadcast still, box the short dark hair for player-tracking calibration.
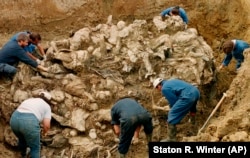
[222,40,234,54]
[30,32,42,41]
[38,93,52,105]
[17,33,29,42]
[171,6,180,15]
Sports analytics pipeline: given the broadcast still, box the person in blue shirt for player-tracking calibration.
[10,31,47,64]
[111,98,153,158]
[219,39,250,71]
[160,6,188,24]
[153,78,200,142]
[0,33,48,80]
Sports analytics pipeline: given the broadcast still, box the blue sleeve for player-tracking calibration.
[162,87,178,107]
[222,53,233,66]
[236,40,249,54]
[17,49,38,68]
[161,7,172,17]
[24,46,32,53]
[235,59,243,69]
[233,40,249,69]
[179,8,188,24]
[111,108,119,125]
[24,44,36,53]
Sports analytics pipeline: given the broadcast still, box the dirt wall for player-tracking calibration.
[1,0,250,44]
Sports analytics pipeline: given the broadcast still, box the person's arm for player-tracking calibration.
[162,87,177,107]
[222,53,233,68]
[161,7,172,20]
[161,7,172,17]
[17,49,39,68]
[131,125,141,144]
[113,125,120,136]
[179,8,188,24]
[37,65,49,72]
[37,44,46,57]
[218,64,225,71]
[42,118,51,136]
[236,59,243,70]
[26,52,37,60]
[134,125,141,138]
[24,45,41,62]
[111,107,120,136]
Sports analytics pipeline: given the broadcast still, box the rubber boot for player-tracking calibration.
[160,124,177,142]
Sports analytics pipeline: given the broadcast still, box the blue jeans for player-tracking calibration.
[118,112,153,154]
[10,111,40,158]
[168,87,200,125]
[0,63,17,78]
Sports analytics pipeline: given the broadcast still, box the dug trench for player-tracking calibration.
[1,0,250,158]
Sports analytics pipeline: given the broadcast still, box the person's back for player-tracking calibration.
[0,40,28,65]
[10,92,52,158]
[17,98,51,122]
[153,78,200,142]
[161,6,188,24]
[111,98,147,120]
[0,39,38,68]
[111,98,153,157]
[161,79,197,100]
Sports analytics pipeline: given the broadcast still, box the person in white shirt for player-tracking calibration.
[10,91,52,158]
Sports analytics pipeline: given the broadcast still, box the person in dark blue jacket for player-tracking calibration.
[10,31,47,64]
[0,33,48,80]
[160,6,188,24]
[111,98,153,158]
[219,39,250,71]
[153,78,200,142]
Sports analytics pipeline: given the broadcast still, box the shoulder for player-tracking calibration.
[2,40,19,49]
[179,8,187,13]
[236,40,249,46]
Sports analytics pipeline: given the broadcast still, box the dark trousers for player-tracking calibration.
[118,112,153,154]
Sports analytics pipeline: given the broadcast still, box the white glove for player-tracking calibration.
[184,24,188,30]
[36,59,41,64]
[131,137,139,145]
[43,55,47,61]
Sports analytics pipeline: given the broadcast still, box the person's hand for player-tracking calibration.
[113,125,120,136]
[37,65,49,72]
[184,24,188,30]
[43,55,47,61]
[36,59,41,64]
[44,67,49,72]
[217,65,223,72]
[131,137,139,145]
